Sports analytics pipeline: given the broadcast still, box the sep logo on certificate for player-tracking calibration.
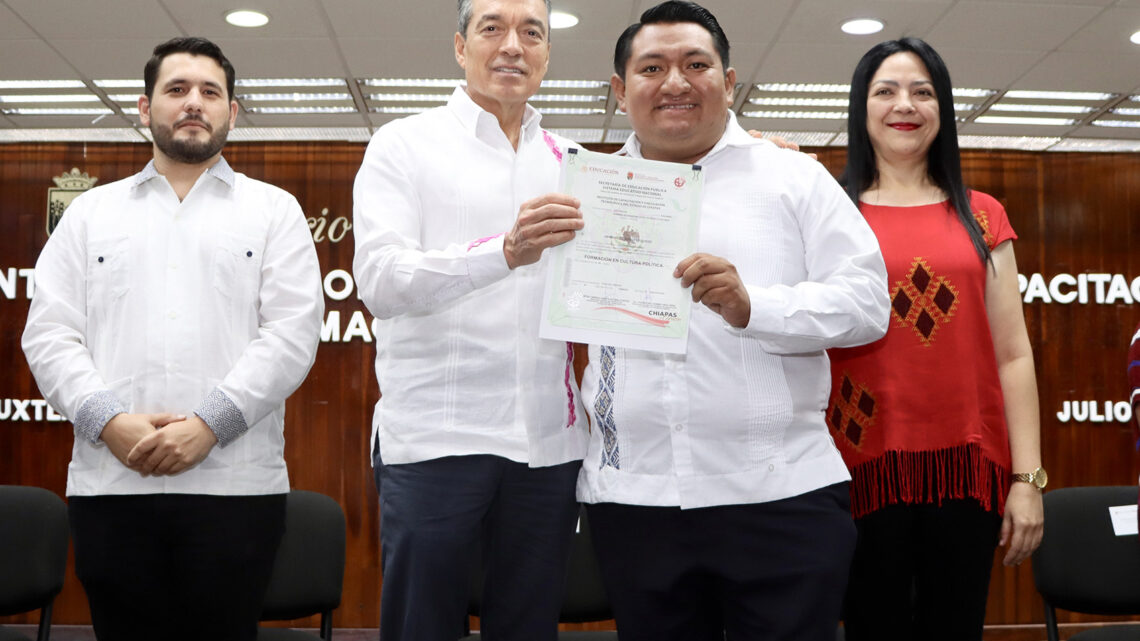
[539,147,703,354]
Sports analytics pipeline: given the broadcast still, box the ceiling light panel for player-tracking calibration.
[0,80,86,89]
[1004,90,1114,101]
[546,128,603,143]
[225,128,372,142]
[744,84,848,121]
[1096,103,1140,129]
[755,131,839,147]
[360,78,610,119]
[741,110,848,120]
[94,79,143,89]
[95,78,359,116]
[974,116,1077,126]
[604,128,633,144]
[237,79,355,115]
[0,81,111,117]
[360,78,457,114]
[976,89,1116,125]
[956,135,1060,151]
[1050,138,1140,152]
[1,107,113,116]
[0,128,148,143]
[1091,120,1140,128]
[743,84,994,124]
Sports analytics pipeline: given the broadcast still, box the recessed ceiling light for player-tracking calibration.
[841,19,884,35]
[225,9,269,28]
[1131,29,1140,45]
[550,11,579,29]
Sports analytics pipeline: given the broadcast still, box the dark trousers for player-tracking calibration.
[842,499,1002,641]
[587,482,856,641]
[373,452,580,641]
[68,493,286,641]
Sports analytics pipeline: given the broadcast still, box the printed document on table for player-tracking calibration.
[540,147,702,354]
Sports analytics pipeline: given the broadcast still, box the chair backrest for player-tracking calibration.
[1032,485,1140,615]
[0,485,69,617]
[259,490,346,622]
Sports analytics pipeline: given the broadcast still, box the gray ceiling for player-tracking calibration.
[3,0,1140,146]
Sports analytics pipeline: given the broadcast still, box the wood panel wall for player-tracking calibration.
[1,142,1138,632]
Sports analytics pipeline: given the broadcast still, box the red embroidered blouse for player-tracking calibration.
[827,190,1016,519]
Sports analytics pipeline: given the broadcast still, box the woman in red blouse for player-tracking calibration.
[828,38,1044,641]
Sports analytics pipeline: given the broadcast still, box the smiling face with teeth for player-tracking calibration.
[455,0,550,125]
[613,21,735,165]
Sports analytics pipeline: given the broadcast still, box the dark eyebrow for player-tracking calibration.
[871,79,933,88]
[633,48,714,64]
[162,78,224,94]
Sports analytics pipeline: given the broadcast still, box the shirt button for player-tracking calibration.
[768,464,775,472]
[673,424,683,432]
[168,311,177,320]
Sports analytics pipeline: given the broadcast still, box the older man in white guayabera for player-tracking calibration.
[351,0,590,639]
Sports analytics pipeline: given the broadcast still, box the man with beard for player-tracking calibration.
[22,37,323,641]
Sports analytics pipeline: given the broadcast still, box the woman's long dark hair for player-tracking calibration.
[840,37,990,264]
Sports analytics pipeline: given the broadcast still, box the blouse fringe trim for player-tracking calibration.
[849,442,1010,519]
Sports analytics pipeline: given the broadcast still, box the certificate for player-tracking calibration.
[540,147,703,354]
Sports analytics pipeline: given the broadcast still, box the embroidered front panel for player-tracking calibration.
[973,209,995,247]
[593,345,620,469]
[563,343,577,427]
[890,257,959,346]
[828,372,876,450]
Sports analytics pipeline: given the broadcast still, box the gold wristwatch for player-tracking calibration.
[1012,466,1048,491]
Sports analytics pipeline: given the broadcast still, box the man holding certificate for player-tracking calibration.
[574,2,890,640]
[351,0,588,639]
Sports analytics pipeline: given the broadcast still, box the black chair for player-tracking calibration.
[463,506,618,640]
[0,485,69,641]
[255,490,346,641]
[1032,485,1140,641]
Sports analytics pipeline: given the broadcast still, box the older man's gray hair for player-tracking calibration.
[457,0,552,37]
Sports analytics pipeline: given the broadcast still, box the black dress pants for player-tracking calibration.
[587,483,856,641]
[69,493,286,641]
[842,499,1002,641]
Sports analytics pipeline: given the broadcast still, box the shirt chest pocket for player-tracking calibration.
[211,235,262,313]
[86,237,131,317]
